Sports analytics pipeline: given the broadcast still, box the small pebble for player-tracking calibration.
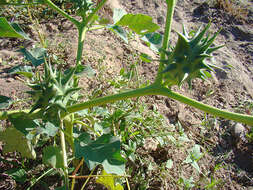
[231,123,246,139]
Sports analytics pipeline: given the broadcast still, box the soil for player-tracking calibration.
[0,0,253,189]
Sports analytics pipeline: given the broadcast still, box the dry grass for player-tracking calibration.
[216,0,249,21]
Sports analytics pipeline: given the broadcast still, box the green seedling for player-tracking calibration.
[178,176,195,189]
[0,0,253,189]
[183,144,203,173]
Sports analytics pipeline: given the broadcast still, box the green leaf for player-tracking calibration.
[108,25,128,44]
[18,47,47,67]
[191,144,202,161]
[141,32,163,52]
[8,65,33,75]
[37,122,59,137]
[96,170,124,190]
[8,112,38,139]
[179,177,195,189]
[113,8,127,24]
[183,144,202,173]
[191,161,201,173]
[166,159,173,169]
[42,146,64,169]
[116,14,159,35]
[0,95,13,109]
[140,53,152,63]
[6,168,27,183]
[74,64,96,77]
[0,126,36,159]
[7,64,33,79]
[0,17,30,39]
[75,133,126,175]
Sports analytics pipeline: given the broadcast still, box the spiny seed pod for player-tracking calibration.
[162,23,224,88]
[28,63,80,114]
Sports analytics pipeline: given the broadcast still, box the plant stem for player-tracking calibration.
[69,174,131,178]
[0,109,41,120]
[60,118,69,190]
[80,167,96,190]
[74,120,101,136]
[76,25,87,65]
[88,25,106,31]
[65,85,253,126]
[66,85,158,114]
[154,0,176,85]
[157,87,253,126]
[44,0,79,26]
[75,0,108,66]
[27,168,55,190]
[1,85,253,125]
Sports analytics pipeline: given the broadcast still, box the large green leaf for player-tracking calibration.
[75,133,126,175]
[8,112,38,140]
[96,170,124,190]
[0,126,36,159]
[0,95,13,109]
[42,146,64,169]
[0,17,30,39]
[18,47,47,67]
[116,14,159,35]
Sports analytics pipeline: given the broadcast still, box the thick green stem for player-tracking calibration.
[44,0,80,27]
[65,85,253,126]
[1,85,253,126]
[75,0,108,65]
[0,109,41,120]
[66,85,158,114]
[76,25,87,65]
[60,119,69,189]
[157,87,253,126]
[154,0,176,85]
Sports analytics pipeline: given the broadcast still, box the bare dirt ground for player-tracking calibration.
[0,0,253,189]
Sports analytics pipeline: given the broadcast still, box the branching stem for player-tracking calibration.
[154,0,176,84]
[64,85,253,126]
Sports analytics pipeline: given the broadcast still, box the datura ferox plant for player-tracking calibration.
[0,0,252,189]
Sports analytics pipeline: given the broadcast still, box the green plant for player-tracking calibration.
[0,0,253,189]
